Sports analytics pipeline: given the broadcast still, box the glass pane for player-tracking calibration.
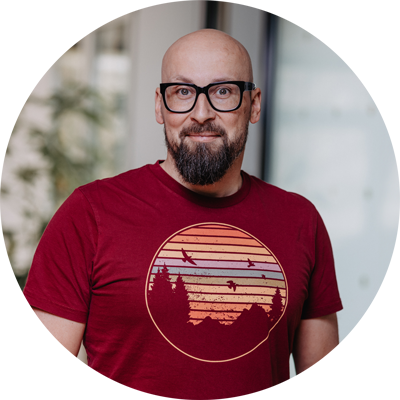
[268,18,399,342]
[93,23,130,175]
[165,85,196,111]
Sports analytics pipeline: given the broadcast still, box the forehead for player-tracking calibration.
[162,38,249,85]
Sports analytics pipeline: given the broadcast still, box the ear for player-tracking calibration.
[249,88,262,124]
[155,87,164,124]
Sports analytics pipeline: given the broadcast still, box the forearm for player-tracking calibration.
[293,314,344,400]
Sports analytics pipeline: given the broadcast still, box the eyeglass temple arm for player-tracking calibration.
[244,82,256,91]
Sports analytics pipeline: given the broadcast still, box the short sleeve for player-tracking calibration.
[23,188,98,324]
[301,212,343,319]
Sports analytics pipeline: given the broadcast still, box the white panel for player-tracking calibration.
[228,3,266,178]
[125,2,206,170]
[270,19,399,342]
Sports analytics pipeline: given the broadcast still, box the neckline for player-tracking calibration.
[148,160,251,208]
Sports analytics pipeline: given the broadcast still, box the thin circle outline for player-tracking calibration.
[145,222,288,363]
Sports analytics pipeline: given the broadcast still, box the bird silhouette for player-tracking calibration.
[181,248,197,265]
[247,258,255,267]
[227,280,238,292]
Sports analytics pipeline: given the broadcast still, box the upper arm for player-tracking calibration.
[16,306,85,399]
[292,312,339,374]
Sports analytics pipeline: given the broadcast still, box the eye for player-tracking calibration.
[179,88,190,96]
[218,88,228,95]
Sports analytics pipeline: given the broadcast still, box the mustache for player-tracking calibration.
[179,122,227,138]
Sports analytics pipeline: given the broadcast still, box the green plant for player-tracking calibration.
[0,84,111,315]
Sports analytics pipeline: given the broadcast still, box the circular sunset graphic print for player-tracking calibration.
[145,223,287,362]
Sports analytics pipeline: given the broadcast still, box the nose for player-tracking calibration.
[190,93,216,124]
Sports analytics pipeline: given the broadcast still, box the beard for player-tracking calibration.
[164,121,249,186]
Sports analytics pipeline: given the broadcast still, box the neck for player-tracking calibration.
[160,153,244,198]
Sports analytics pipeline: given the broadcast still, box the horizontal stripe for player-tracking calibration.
[149,283,286,297]
[195,224,233,229]
[149,274,286,288]
[171,235,263,247]
[188,292,275,305]
[158,250,276,263]
[151,266,284,280]
[181,228,250,238]
[163,242,270,255]
[154,258,280,272]
[185,284,286,297]
[189,302,272,313]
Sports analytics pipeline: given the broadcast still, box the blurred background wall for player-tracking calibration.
[269,18,398,348]
[1,1,398,374]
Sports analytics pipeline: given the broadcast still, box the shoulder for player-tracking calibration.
[246,173,318,217]
[77,164,153,199]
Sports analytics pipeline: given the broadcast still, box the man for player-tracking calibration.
[24,29,342,399]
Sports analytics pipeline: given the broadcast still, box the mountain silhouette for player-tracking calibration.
[148,266,283,360]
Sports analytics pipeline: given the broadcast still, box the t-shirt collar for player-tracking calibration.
[148,160,251,208]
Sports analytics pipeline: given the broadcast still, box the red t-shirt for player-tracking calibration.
[24,161,342,399]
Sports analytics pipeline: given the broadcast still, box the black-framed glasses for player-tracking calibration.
[160,81,256,113]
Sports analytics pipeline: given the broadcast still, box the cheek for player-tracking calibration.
[222,113,247,133]
[164,116,188,144]
[164,113,189,130]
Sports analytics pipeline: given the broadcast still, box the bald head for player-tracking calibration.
[161,29,253,84]
[155,29,263,189]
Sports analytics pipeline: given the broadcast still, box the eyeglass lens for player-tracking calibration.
[165,83,241,112]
